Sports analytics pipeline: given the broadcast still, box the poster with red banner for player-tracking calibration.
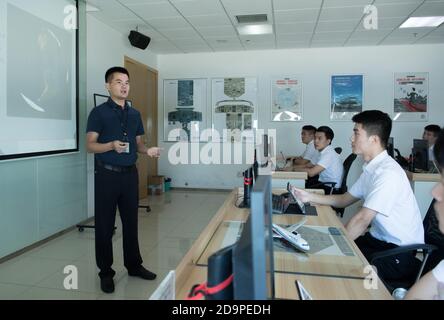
[271,77,302,121]
[394,72,428,121]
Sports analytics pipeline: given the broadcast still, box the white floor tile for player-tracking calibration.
[0,256,74,286]
[0,283,31,299]
[16,286,100,300]
[0,189,227,299]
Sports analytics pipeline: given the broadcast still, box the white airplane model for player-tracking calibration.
[272,217,310,252]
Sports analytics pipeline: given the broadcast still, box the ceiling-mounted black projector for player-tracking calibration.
[128,30,151,50]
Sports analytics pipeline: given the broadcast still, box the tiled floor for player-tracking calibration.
[0,189,230,300]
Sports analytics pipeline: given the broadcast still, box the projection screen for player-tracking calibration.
[0,0,78,160]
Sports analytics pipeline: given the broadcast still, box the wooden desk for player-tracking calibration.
[272,171,307,188]
[405,170,440,219]
[195,192,370,279]
[175,189,392,300]
[275,273,392,300]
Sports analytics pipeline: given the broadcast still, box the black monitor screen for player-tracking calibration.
[232,175,275,300]
[387,137,394,158]
[412,139,429,171]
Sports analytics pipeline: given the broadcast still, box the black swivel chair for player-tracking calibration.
[369,200,443,293]
[422,199,444,274]
[334,147,343,155]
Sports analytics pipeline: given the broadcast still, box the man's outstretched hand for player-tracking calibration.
[147,147,162,158]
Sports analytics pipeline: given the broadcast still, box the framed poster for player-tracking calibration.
[211,77,258,142]
[163,78,207,142]
[271,77,302,121]
[330,75,363,121]
[393,72,428,121]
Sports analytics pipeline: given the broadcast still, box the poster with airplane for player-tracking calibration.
[330,74,363,121]
[393,72,428,121]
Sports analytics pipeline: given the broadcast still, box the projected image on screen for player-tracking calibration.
[7,4,72,120]
[0,0,78,160]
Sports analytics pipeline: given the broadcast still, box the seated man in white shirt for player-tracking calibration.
[406,128,444,300]
[422,124,441,162]
[290,110,424,282]
[288,125,319,166]
[298,126,343,194]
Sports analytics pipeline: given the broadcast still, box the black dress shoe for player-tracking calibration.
[100,277,115,294]
[128,266,157,280]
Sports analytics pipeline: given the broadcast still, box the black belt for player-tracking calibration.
[96,160,135,173]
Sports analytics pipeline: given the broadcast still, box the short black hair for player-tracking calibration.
[316,126,334,143]
[105,67,130,83]
[302,125,317,134]
[434,128,444,169]
[424,124,441,137]
[352,110,392,148]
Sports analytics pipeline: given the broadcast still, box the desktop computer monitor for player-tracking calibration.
[232,175,275,300]
[387,137,394,158]
[412,139,429,171]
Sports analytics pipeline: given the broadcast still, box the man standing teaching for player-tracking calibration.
[86,66,161,293]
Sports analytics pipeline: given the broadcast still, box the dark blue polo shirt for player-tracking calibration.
[86,98,144,166]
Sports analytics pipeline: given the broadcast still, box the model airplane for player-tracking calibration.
[272,217,310,252]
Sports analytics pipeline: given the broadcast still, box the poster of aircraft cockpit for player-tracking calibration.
[330,74,363,121]
[163,79,207,142]
[211,77,258,143]
[393,72,428,122]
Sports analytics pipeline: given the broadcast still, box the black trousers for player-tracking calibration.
[355,233,420,282]
[305,175,333,194]
[305,175,320,189]
[94,165,143,279]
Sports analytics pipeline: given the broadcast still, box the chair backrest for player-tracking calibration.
[334,147,342,155]
[340,153,357,192]
[423,199,444,273]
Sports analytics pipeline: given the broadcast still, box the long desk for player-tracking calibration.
[405,170,440,219]
[271,171,307,188]
[174,189,392,300]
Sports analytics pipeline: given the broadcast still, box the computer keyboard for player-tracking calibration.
[328,227,354,256]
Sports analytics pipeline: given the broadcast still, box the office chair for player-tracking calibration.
[307,153,357,218]
[334,147,342,155]
[422,199,444,274]
[369,200,442,293]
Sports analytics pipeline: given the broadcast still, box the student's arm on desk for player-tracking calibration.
[302,164,325,178]
[293,158,309,165]
[293,162,315,171]
[344,207,377,240]
[290,187,359,208]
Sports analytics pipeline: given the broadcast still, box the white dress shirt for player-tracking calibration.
[429,145,435,162]
[349,150,424,246]
[302,140,319,164]
[316,145,343,188]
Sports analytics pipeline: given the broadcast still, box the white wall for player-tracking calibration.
[86,15,158,216]
[157,44,444,193]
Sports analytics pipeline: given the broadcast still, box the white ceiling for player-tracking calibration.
[86,0,444,54]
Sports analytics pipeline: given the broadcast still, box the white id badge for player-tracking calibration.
[123,143,130,154]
